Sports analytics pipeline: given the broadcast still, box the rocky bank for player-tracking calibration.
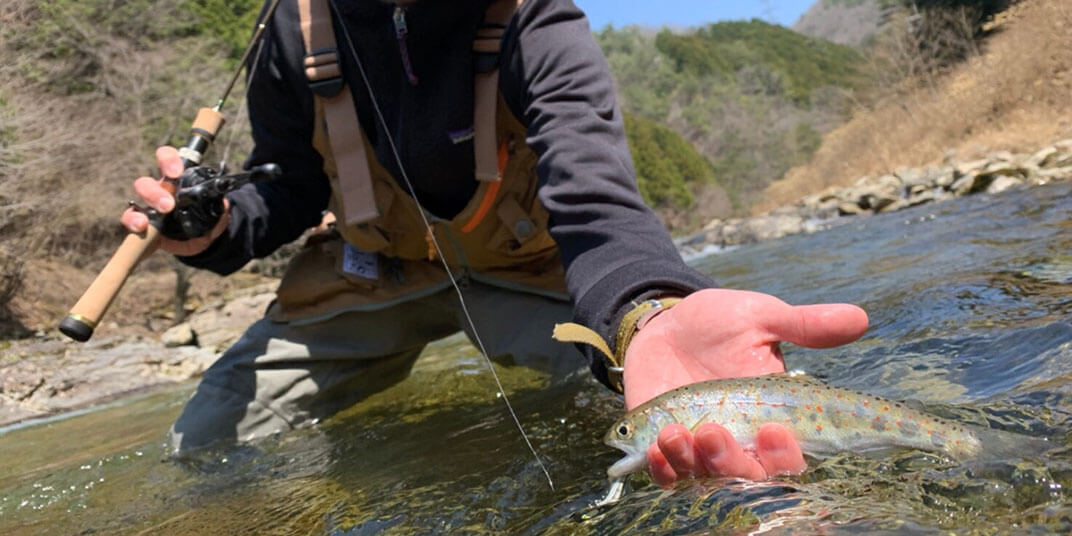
[4,140,1072,428]
[677,140,1072,259]
[0,282,275,426]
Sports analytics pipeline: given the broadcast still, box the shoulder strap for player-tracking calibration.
[472,0,522,182]
[298,0,522,216]
[298,0,379,225]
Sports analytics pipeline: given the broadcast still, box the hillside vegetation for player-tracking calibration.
[598,20,863,226]
[759,0,1071,211]
[0,0,259,335]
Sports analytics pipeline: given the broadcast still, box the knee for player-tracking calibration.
[168,382,291,454]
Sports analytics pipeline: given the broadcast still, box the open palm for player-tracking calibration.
[622,289,868,485]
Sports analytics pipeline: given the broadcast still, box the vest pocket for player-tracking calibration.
[270,231,453,323]
[273,231,381,314]
[489,194,557,258]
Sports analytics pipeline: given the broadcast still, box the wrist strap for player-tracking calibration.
[552,296,681,392]
[613,297,681,365]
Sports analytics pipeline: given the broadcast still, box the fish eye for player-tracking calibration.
[616,422,633,437]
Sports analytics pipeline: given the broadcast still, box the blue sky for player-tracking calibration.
[575,0,817,30]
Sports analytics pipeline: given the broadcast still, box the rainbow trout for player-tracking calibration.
[604,373,1046,483]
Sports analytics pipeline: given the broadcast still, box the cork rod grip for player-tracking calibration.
[59,225,161,341]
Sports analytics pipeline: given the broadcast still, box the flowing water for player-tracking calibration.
[6,182,1072,534]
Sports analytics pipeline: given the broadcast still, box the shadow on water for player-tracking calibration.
[6,183,1072,533]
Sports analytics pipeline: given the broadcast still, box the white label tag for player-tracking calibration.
[342,243,379,280]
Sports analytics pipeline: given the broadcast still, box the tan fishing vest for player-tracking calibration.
[271,0,568,323]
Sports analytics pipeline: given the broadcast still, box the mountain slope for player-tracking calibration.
[793,0,888,47]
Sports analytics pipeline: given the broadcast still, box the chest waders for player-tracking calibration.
[270,0,568,325]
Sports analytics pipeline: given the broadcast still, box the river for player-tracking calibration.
[3,181,1072,534]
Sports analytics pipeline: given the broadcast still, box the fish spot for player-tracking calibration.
[882,405,890,412]
[816,424,823,432]
[837,393,844,399]
[862,401,870,407]
[816,405,823,413]
[804,404,812,410]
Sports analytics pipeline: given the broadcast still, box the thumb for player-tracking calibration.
[763,303,868,349]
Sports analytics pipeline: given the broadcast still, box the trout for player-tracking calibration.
[604,373,1046,482]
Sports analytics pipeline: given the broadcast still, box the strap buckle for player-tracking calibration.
[304,47,344,97]
[473,24,505,74]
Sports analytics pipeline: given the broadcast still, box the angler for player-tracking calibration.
[113,0,869,486]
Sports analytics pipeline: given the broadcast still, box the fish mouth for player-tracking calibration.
[607,453,646,479]
[605,439,646,479]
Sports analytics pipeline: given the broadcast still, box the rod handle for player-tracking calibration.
[59,226,161,341]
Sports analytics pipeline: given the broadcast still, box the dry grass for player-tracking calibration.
[0,0,251,338]
[756,0,1072,213]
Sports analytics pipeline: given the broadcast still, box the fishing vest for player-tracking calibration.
[271,0,568,323]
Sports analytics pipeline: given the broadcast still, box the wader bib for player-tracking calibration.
[270,0,568,325]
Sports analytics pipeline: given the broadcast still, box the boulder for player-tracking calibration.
[981,160,1025,178]
[1039,166,1072,180]
[985,176,1023,194]
[838,202,869,216]
[744,214,804,242]
[954,159,989,178]
[162,322,197,348]
[895,167,930,188]
[1026,146,1058,168]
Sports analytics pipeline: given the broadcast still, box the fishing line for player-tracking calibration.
[328,0,555,491]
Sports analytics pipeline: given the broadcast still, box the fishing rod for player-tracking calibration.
[58,0,284,342]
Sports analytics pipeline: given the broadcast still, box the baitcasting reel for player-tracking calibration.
[132,162,281,240]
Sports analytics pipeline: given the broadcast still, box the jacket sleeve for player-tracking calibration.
[178,2,331,275]
[501,0,717,387]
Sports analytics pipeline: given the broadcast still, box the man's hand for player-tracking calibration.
[120,146,230,257]
[622,289,868,486]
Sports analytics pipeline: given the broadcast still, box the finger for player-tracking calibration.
[133,176,175,213]
[755,423,807,476]
[647,442,678,487]
[204,200,231,241]
[121,207,148,233]
[763,303,869,349]
[693,423,767,480]
[656,424,701,479]
[156,146,184,178]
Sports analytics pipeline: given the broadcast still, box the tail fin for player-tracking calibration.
[975,427,1056,460]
